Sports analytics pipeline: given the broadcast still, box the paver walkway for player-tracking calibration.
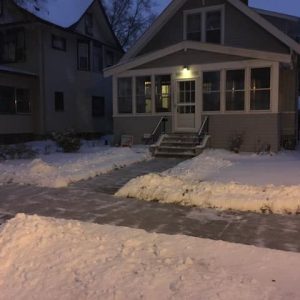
[0,158,300,253]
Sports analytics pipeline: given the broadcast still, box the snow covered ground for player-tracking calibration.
[117,149,300,214]
[0,214,299,300]
[0,140,150,188]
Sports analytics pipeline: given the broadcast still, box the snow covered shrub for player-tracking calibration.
[230,133,244,153]
[0,144,37,160]
[52,130,81,153]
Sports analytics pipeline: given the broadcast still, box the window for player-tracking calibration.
[0,86,30,114]
[93,42,103,72]
[85,13,93,36]
[92,96,105,117]
[187,13,202,41]
[105,50,114,67]
[136,76,152,113]
[16,89,30,113]
[77,41,90,71]
[250,68,271,110]
[203,71,220,111]
[0,28,25,63]
[226,69,245,111]
[205,10,221,44]
[155,75,171,112]
[185,8,223,44]
[55,92,64,112]
[118,78,132,114]
[52,35,66,51]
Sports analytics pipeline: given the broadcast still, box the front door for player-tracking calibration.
[174,80,199,132]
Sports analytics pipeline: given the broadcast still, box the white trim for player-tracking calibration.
[183,5,225,45]
[120,0,300,65]
[105,41,291,76]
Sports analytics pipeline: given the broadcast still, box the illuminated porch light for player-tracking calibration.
[181,65,191,78]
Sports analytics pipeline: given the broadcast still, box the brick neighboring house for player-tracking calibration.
[105,0,300,153]
[0,0,123,143]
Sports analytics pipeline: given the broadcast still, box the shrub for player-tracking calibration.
[52,129,81,153]
[230,133,244,153]
[0,143,37,160]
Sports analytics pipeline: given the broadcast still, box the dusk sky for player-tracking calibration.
[157,0,300,17]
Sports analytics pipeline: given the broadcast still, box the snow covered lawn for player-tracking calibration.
[117,150,300,214]
[0,215,300,300]
[0,141,150,188]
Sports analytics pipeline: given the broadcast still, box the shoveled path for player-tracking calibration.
[0,158,300,253]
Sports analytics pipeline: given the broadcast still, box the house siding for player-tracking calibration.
[114,116,173,144]
[205,114,280,152]
[138,0,289,57]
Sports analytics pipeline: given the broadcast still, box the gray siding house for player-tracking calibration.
[105,0,300,152]
[0,0,123,142]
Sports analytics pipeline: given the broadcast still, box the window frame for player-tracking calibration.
[202,70,221,112]
[135,76,152,114]
[52,35,66,51]
[184,5,225,44]
[117,77,133,114]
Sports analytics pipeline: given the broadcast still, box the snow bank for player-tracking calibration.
[116,149,300,214]
[0,147,149,188]
[1,214,300,299]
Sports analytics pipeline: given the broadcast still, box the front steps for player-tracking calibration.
[150,133,210,158]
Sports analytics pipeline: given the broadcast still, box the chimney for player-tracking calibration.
[240,0,249,5]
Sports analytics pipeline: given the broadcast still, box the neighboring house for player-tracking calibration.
[0,0,123,143]
[105,0,300,152]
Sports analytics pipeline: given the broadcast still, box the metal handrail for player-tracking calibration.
[198,116,209,137]
[151,116,167,136]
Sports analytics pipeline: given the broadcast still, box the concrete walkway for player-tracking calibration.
[0,158,300,253]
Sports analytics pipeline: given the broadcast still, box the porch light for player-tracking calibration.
[181,65,192,78]
[183,65,190,72]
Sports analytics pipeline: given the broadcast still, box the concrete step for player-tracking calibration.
[155,151,196,158]
[158,146,197,152]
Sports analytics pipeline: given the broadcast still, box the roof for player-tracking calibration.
[14,0,94,28]
[121,0,300,64]
[0,65,38,77]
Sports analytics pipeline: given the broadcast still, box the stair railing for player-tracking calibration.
[145,117,168,145]
[198,116,209,144]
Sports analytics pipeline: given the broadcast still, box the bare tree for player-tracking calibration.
[103,0,157,49]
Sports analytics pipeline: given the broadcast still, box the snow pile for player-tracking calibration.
[1,214,300,299]
[116,149,300,214]
[0,146,149,188]
[15,0,93,28]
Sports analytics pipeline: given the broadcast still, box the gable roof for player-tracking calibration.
[14,0,94,28]
[121,0,300,63]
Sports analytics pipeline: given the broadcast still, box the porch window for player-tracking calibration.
[0,86,30,114]
[205,11,221,44]
[155,75,171,113]
[136,76,152,113]
[250,67,271,110]
[118,78,132,114]
[77,40,90,71]
[203,71,220,111]
[187,13,202,41]
[16,88,30,113]
[226,69,245,111]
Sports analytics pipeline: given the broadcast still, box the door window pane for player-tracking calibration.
[187,13,202,41]
[155,75,171,112]
[118,78,132,114]
[136,76,152,114]
[226,69,245,111]
[250,68,271,110]
[203,71,220,111]
[205,10,221,44]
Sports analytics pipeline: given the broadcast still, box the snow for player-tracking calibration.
[1,214,300,300]
[15,0,94,28]
[116,149,300,214]
[0,142,150,188]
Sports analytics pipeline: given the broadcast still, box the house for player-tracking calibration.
[105,0,300,153]
[0,0,123,143]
